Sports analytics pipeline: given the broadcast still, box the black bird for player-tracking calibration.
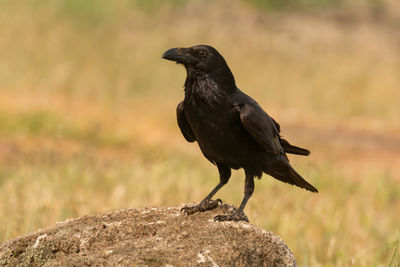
[162,45,317,222]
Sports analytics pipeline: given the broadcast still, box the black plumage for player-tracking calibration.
[163,45,317,222]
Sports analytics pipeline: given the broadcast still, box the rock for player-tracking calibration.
[0,204,296,266]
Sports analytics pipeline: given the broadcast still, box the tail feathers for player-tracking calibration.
[280,138,310,156]
[268,161,318,193]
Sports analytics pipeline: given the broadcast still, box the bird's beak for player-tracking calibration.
[162,47,198,65]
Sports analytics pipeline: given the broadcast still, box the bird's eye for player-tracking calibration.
[197,49,207,58]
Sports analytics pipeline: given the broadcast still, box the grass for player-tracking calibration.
[0,0,399,266]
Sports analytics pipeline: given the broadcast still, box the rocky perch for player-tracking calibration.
[0,204,296,266]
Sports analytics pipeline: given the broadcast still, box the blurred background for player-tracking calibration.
[0,0,399,265]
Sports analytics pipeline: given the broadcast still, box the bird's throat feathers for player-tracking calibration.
[184,67,236,104]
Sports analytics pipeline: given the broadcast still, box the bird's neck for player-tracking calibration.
[184,69,236,103]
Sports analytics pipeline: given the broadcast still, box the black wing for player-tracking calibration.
[232,89,309,156]
[280,138,310,156]
[238,103,317,192]
[176,101,196,142]
[238,103,282,155]
[270,117,310,156]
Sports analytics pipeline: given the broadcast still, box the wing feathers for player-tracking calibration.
[280,138,310,156]
[177,101,196,142]
[238,104,281,154]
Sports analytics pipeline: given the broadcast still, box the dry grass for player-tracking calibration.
[0,0,399,266]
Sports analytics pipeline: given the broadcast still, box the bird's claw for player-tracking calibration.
[181,199,222,215]
[180,206,195,215]
[214,210,249,222]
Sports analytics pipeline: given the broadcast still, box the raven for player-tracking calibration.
[162,45,317,222]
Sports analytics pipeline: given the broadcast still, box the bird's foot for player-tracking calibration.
[181,199,222,215]
[214,210,249,223]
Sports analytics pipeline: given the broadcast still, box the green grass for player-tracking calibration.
[0,110,128,146]
[0,0,399,266]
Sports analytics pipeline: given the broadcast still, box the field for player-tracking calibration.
[0,0,399,266]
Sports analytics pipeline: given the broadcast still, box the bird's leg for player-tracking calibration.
[181,183,223,215]
[181,164,231,215]
[214,172,254,222]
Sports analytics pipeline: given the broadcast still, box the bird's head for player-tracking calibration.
[162,45,231,76]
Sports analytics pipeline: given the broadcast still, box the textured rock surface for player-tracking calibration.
[0,204,296,266]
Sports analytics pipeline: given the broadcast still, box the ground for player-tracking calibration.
[0,204,296,266]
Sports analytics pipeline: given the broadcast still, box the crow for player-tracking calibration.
[162,45,317,222]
